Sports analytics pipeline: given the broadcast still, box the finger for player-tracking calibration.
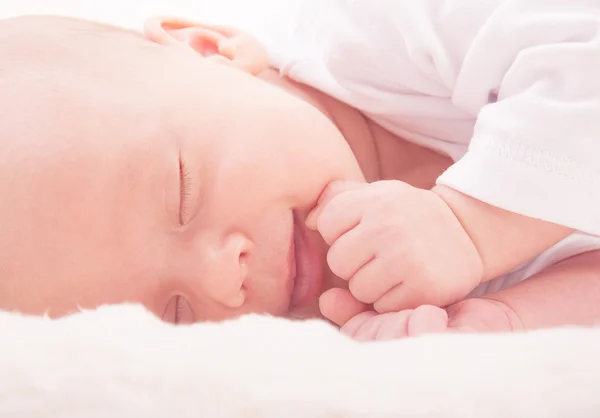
[319,288,369,327]
[347,257,407,305]
[340,311,379,340]
[305,182,367,244]
[305,180,365,231]
[373,310,414,341]
[407,305,448,337]
[373,282,428,313]
[326,223,375,281]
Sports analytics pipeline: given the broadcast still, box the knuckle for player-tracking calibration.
[379,255,403,282]
[316,217,336,245]
[374,249,405,284]
[348,275,377,304]
[373,299,395,313]
[316,215,347,247]
[368,193,393,214]
[326,245,351,280]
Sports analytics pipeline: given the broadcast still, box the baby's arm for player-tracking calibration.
[433,185,572,283]
[469,248,600,331]
[444,246,600,334]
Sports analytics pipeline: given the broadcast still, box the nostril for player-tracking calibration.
[229,233,252,257]
[239,253,249,278]
[227,232,252,273]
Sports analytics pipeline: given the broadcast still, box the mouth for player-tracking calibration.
[289,211,324,310]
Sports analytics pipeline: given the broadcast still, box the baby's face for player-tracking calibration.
[0,16,363,322]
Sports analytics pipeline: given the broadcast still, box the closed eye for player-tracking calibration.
[178,156,193,226]
[174,295,195,324]
[162,295,195,325]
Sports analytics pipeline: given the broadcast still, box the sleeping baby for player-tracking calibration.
[1,0,600,341]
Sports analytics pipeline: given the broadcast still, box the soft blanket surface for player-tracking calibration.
[2,304,600,418]
[1,1,599,416]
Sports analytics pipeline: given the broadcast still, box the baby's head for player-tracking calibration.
[0,15,363,322]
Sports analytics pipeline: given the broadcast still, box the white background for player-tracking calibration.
[0,0,280,32]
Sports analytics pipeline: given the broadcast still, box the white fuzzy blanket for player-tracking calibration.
[1,304,600,417]
[1,1,599,416]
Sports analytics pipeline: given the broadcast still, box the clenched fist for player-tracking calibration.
[307,180,483,315]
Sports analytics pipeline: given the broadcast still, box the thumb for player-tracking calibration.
[319,288,369,327]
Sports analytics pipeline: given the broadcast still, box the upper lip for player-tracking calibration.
[288,216,297,298]
[288,213,298,303]
[288,211,323,310]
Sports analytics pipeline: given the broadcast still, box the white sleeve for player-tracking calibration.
[436,0,600,235]
[254,0,600,235]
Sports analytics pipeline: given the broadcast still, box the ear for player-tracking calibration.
[143,16,269,75]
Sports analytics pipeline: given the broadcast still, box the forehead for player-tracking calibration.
[0,16,162,101]
[0,19,167,145]
[0,15,146,51]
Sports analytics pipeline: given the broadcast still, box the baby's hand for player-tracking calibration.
[340,305,450,341]
[307,180,482,314]
[334,297,519,341]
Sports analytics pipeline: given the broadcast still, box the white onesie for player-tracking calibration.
[239,0,600,293]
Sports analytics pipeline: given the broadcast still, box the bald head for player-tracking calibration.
[0,14,182,164]
[0,15,159,99]
[0,14,145,56]
[0,15,183,316]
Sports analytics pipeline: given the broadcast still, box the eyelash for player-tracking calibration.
[174,295,184,324]
[178,157,193,226]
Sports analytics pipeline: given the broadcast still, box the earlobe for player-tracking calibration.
[143,16,269,75]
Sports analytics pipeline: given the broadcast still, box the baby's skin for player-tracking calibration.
[309,178,600,340]
[0,15,598,341]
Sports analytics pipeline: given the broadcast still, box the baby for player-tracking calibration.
[1,0,600,342]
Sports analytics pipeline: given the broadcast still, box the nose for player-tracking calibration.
[196,232,251,309]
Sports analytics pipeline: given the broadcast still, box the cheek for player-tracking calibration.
[209,116,363,216]
[220,150,324,214]
[211,149,290,213]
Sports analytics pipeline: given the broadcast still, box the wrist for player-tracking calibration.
[432,184,572,282]
[430,187,484,289]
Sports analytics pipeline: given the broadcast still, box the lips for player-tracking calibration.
[290,212,324,309]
